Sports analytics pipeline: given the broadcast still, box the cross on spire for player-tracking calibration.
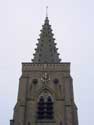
[46,6,48,17]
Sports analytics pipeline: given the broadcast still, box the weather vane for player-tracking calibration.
[46,6,48,17]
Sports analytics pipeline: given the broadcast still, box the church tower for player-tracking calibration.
[10,15,78,125]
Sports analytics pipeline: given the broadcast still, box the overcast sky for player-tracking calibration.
[0,0,94,125]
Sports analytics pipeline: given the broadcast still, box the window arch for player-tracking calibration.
[37,96,45,119]
[46,96,54,119]
[37,96,54,120]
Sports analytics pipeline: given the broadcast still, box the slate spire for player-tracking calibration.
[32,16,61,63]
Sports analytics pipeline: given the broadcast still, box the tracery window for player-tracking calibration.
[46,96,53,119]
[37,96,45,119]
[37,96,54,120]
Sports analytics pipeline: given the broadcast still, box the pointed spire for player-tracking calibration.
[46,6,48,17]
[32,15,61,64]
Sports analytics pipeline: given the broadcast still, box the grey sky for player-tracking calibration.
[0,0,94,125]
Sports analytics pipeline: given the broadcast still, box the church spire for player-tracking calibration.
[46,6,48,17]
[32,15,61,63]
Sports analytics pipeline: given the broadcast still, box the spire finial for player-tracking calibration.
[46,6,48,17]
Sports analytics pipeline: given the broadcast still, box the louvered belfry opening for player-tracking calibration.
[37,96,45,119]
[37,96,54,120]
[46,96,54,119]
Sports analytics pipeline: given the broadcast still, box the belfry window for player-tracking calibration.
[46,96,54,119]
[37,96,45,119]
[37,96,54,120]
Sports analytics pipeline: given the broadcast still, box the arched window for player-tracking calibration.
[37,96,54,120]
[46,96,53,119]
[37,96,45,119]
